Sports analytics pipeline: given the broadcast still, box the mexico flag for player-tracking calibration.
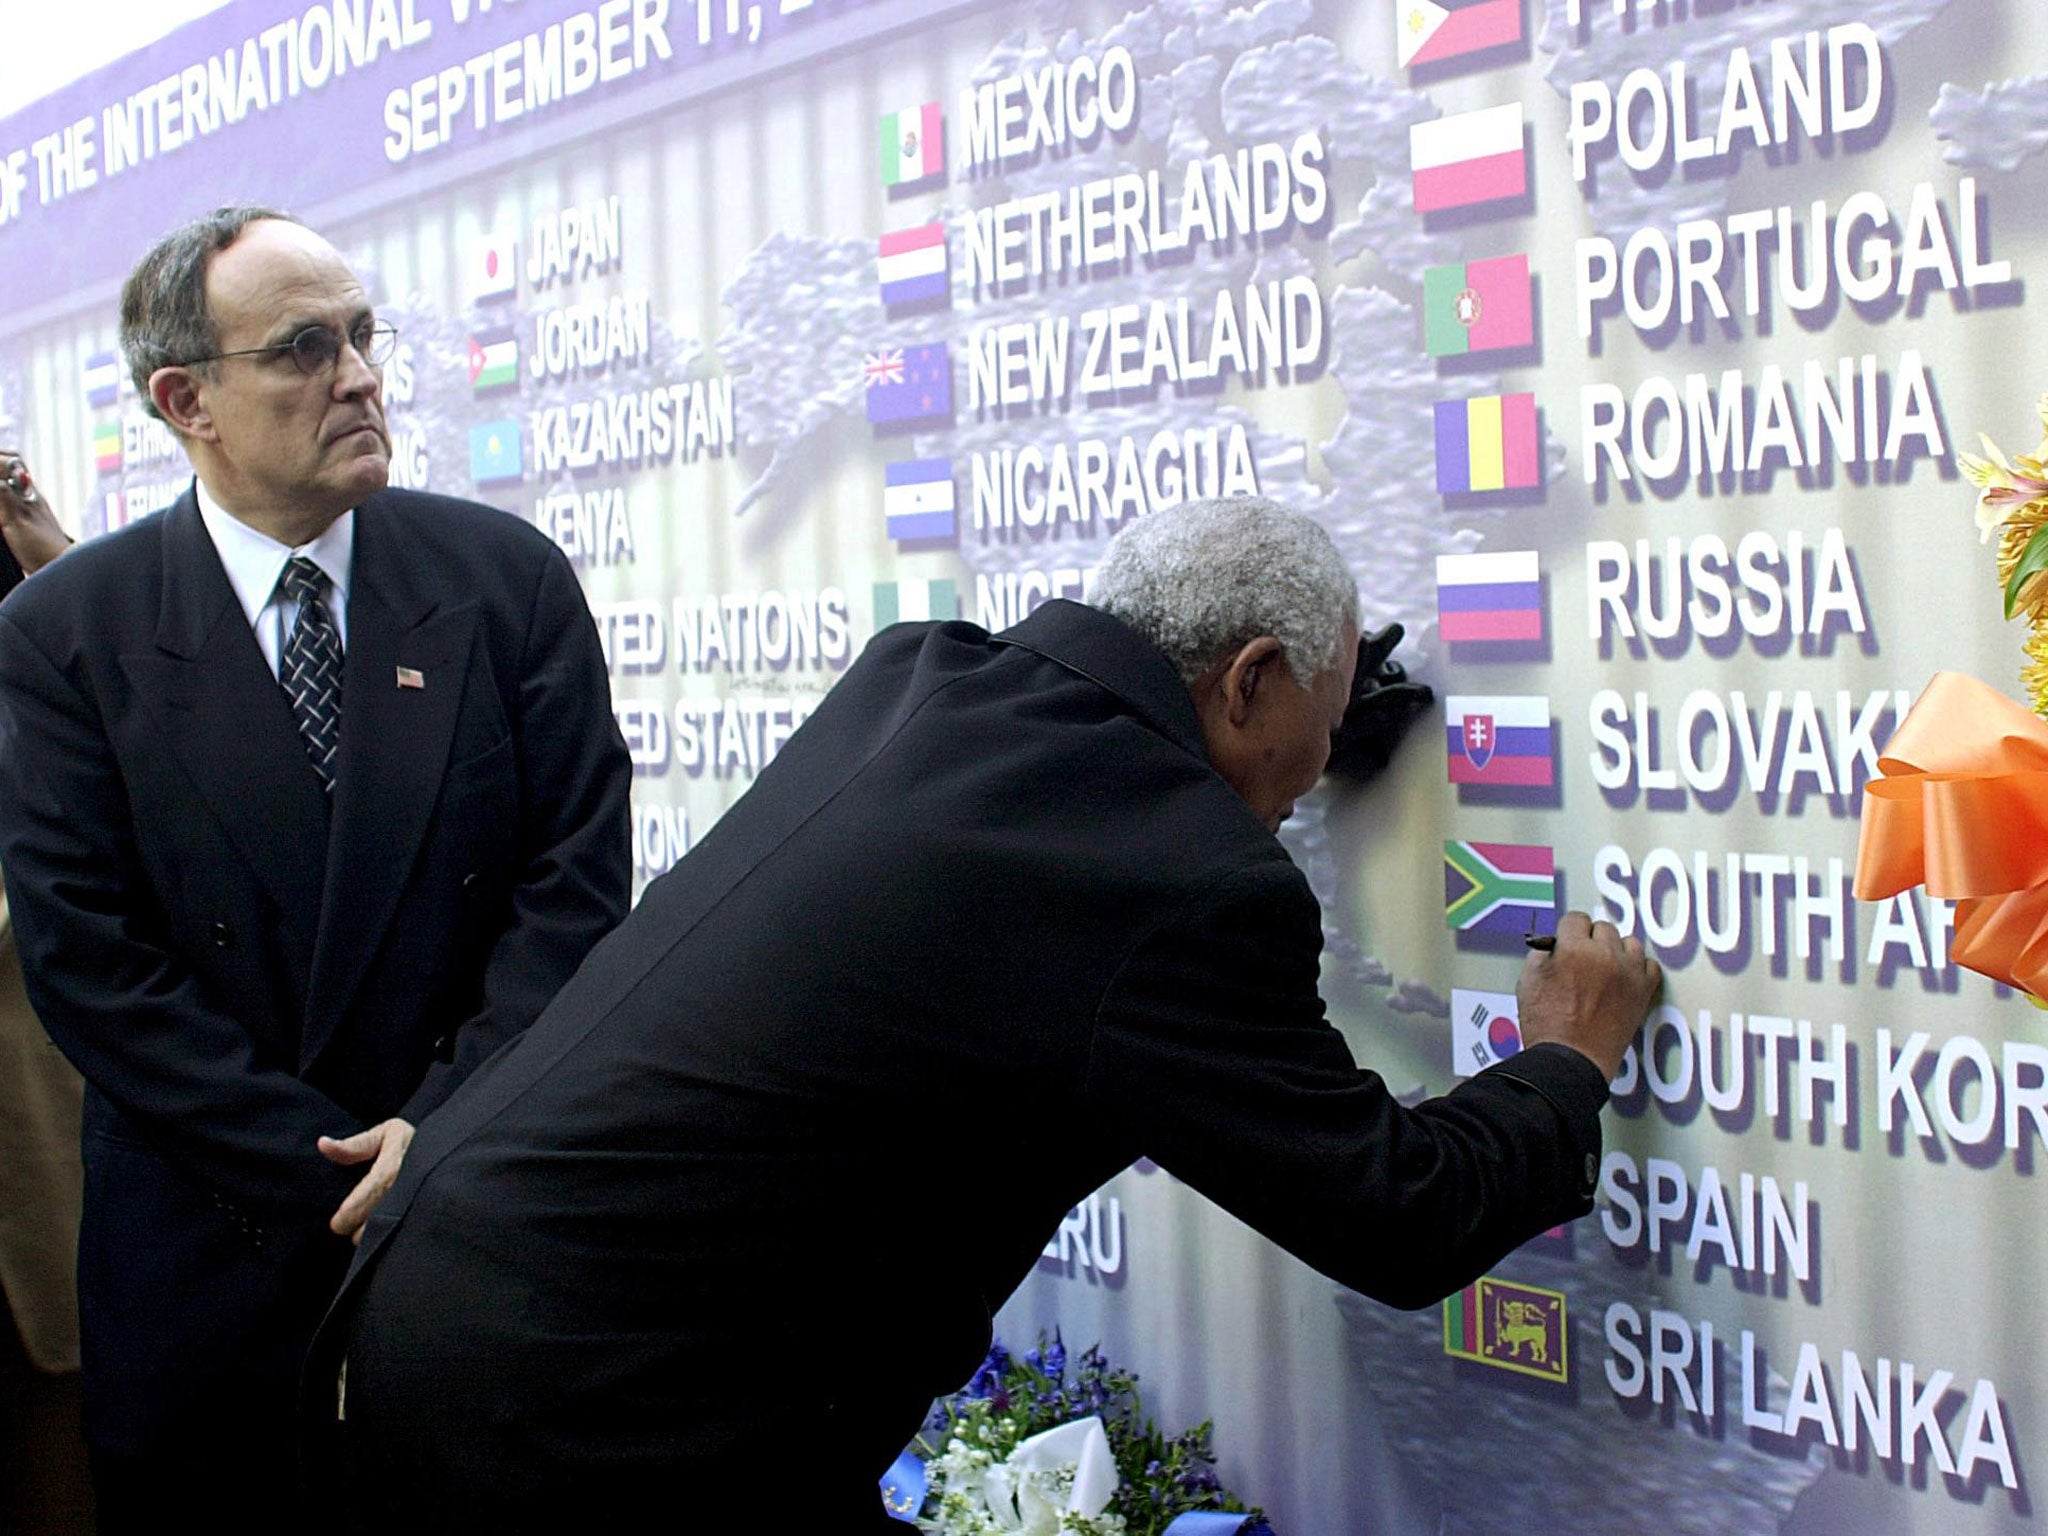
[880,103,944,187]
[1410,103,1526,214]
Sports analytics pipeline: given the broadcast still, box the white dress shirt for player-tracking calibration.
[194,481,353,679]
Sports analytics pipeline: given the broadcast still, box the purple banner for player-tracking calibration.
[0,0,881,321]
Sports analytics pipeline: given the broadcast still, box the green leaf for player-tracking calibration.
[2007,523,2048,618]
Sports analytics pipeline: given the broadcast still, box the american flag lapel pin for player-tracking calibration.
[396,666,425,690]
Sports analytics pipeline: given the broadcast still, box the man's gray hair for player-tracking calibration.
[1090,497,1359,684]
[120,205,298,420]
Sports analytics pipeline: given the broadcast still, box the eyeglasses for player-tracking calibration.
[184,321,399,375]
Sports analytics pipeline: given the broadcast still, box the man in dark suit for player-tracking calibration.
[326,496,1658,1532]
[0,208,632,1531]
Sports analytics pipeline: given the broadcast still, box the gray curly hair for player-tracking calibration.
[1089,497,1358,685]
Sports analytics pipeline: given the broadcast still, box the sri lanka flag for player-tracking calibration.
[880,103,944,187]
[1410,103,1525,213]
[1435,550,1541,644]
[1436,392,1539,494]
[1444,694,1552,785]
[1444,840,1555,935]
[1399,0,1522,69]
[1423,255,1531,357]
[1444,1275,1569,1383]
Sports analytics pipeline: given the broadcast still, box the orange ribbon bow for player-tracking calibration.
[1855,671,2048,998]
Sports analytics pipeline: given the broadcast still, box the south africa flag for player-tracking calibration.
[1444,840,1555,935]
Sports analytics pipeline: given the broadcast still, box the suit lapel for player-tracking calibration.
[301,497,479,1070]
[118,494,328,967]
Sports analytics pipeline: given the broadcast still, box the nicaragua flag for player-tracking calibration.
[864,342,952,424]
[1450,987,1522,1077]
[1444,840,1556,935]
[884,457,956,541]
[880,103,944,186]
[468,419,523,485]
[1435,392,1539,494]
[84,351,122,408]
[873,577,958,626]
[878,222,949,306]
[1399,0,1522,69]
[1444,695,1552,785]
[1410,103,1525,214]
[1435,550,1541,643]
[1423,254,1531,357]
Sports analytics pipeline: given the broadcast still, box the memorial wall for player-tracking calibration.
[1,0,2041,1529]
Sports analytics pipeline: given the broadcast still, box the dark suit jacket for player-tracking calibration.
[330,599,1605,1532]
[0,486,631,1460]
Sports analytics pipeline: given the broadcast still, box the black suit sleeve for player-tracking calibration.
[1084,860,1606,1310]
[0,610,360,1219]
[398,547,630,1124]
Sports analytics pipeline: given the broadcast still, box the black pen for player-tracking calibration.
[1525,933,1555,952]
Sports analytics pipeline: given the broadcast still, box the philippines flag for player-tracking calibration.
[1423,254,1532,357]
[84,351,122,408]
[1444,840,1556,936]
[878,222,949,306]
[880,103,945,187]
[1435,392,1539,495]
[864,342,951,424]
[469,419,523,485]
[884,457,956,541]
[873,577,959,626]
[1435,550,1542,644]
[1445,695,1552,785]
[1450,987,1523,1077]
[471,232,517,300]
[1399,0,1522,69]
[1410,103,1526,214]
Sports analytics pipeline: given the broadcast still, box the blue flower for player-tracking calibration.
[1044,1338,1066,1376]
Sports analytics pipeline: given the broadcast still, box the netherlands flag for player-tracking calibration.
[1435,392,1539,495]
[1444,695,1552,785]
[884,457,955,541]
[1435,550,1541,644]
[878,222,949,306]
[1410,103,1526,214]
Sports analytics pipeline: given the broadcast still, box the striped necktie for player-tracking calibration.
[277,556,343,792]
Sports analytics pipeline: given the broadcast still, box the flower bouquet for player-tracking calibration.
[1854,403,2048,997]
[881,1337,1272,1536]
